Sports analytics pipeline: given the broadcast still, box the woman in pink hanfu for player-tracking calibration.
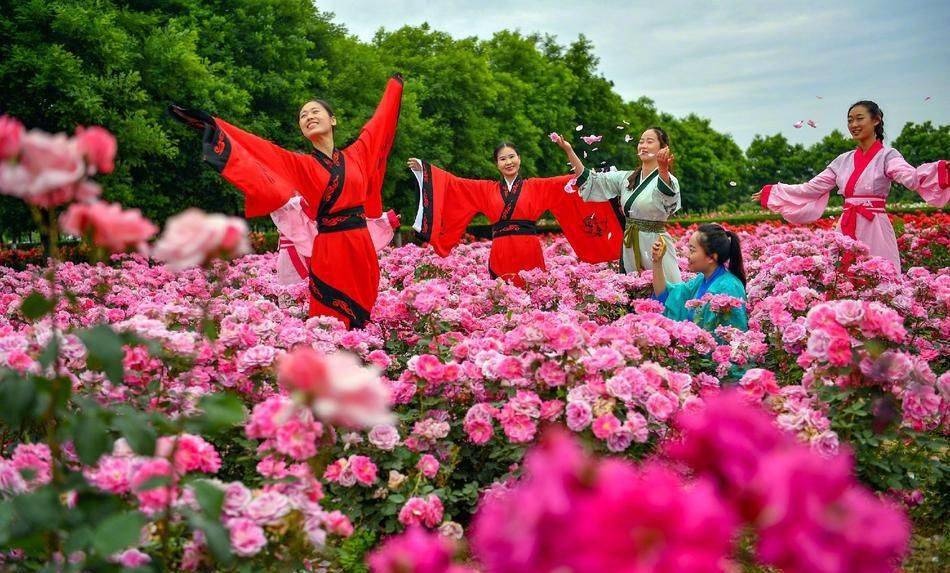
[752,100,949,271]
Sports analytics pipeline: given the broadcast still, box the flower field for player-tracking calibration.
[0,211,947,571]
[0,118,947,571]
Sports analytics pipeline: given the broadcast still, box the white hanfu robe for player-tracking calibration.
[578,167,682,282]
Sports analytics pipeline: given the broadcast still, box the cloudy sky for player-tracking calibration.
[317,0,948,149]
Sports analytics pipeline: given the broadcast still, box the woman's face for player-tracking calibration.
[637,129,664,159]
[686,231,717,273]
[495,147,521,180]
[299,101,336,140]
[847,105,879,142]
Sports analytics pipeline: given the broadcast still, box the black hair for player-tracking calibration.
[697,223,746,286]
[627,126,672,188]
[493,142,519,162]
[848,100,885,141]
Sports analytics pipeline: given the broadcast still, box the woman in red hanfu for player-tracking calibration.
[408,142,622,286]
[170,74,405,329]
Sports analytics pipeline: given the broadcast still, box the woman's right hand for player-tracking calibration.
[750,189,762,203]
[406,157,422,171]
[551,133,572,152]
[651,238,667,263]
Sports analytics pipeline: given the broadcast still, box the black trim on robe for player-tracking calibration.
[309,271,371,329]
[492,219,538,238]
[318,206,367,233]
[416,161,435,243]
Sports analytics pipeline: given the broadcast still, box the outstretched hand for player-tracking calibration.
[751,189,763,203]
[406,158,422,171]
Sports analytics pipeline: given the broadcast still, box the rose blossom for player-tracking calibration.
[151,208,250,270]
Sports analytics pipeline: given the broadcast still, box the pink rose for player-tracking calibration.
[0,115,24,159]
[645,392,676,420]
[75,125,117,174]
[227,518,267,557]
[349,455,379,486]
[130,458,175,515]
[111,548,151,567]
[274,419,321,461]
[324,510,354,537]
[368,424,401,451]
[565,401,593,431]
[223,482,252,516]
[278,349,392,429]
[151,208,250,270]
[591,414,621,440]
[245,491,291,525]
[417,454,440,478]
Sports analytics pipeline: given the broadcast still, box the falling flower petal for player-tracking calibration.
[729,181,737,187]
[581,135,603,145]
[793,121,804,129]
[591,147,599,152]
[807,119,817,128]
[607,232,613,239]
[622,120,630,125]
[624,134,633,143]
[583,151,588,158]
[575,125,584,131]
[616,126,625,130]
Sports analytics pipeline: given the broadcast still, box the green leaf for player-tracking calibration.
[134,475,171,493]
[190,393,247,435]
[77,324,126,385]
[12,488,61,530]
[92,511,145,556]
[112,408,156,456]
[188,514,233,565]
[73,408,113,466]
[193,480,225,520]
[20,292,55,320]
[0,373,38,428]
[201,318,220,341]
[38,336,60,369]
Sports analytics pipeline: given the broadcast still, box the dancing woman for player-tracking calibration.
[409,142,621,286]
[170,75,405,328]
[555,128,683,282]
[753,100,948,271]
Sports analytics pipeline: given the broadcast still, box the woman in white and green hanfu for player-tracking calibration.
[554,127,682,282]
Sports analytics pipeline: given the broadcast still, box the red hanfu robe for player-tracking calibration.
[171,75,404,328]
[412,162,623,285]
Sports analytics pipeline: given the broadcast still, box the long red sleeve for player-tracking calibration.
[347,75,404,218]
[210,119,307,218]
[536,175,623,263]
[416,162,500,257]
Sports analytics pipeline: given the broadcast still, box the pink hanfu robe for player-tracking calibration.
[760,140,948,271]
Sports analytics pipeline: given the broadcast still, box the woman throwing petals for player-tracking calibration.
[555,128,683,282]
[753,100,948,271]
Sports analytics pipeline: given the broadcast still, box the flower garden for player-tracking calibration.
[0,119,947,572]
